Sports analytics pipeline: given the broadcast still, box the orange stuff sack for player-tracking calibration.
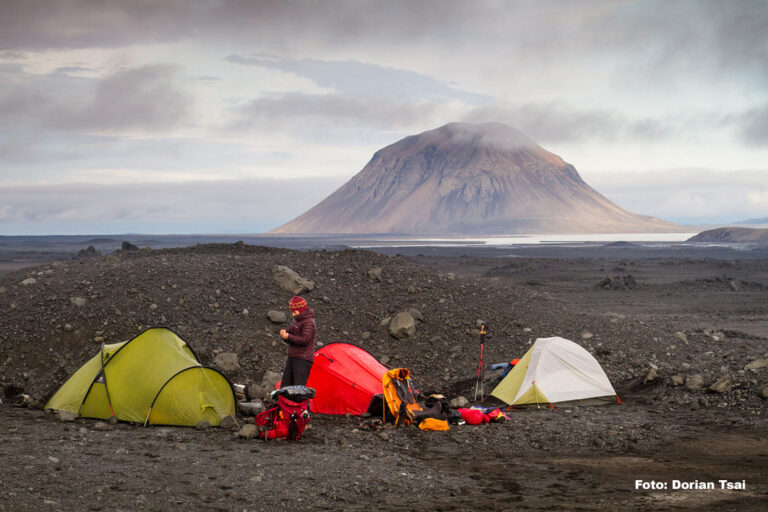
[418,418,449,431]
[382,368,422,427]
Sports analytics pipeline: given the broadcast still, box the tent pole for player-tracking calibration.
[100,343,116,422]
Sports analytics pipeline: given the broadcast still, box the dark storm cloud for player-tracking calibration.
[226,54,489,103]
[0,64,191,133]
[229,92,444,131]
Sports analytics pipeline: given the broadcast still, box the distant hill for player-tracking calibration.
[737,217,768,224]
[271,122,680,235]
[687,227,768,243]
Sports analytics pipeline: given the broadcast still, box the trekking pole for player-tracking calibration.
[474,324,487,401]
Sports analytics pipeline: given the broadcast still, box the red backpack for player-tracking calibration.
[255,386,314,441]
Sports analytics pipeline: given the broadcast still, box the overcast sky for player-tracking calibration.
[1,0,767,235]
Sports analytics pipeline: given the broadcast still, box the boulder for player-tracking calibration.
[389,312,416,340]
[121,241,139,251]
[213,352,240,373]
[267,310,287,324]
[272,264,314,295]
[450,396,469,408]
[708,375,732,394]
[644,368,658,384]
[745,358,768,370]
[77,246,101,258]
[685,374,705,391]
[669,375,684,387]
[238,400,265,416]
[220,415,238,430]
[367,267,383,282]
[259,370,282,391]
[238,424,259,440]
[58,410,77,422]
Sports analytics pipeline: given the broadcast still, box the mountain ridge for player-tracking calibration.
[272,122,679,235]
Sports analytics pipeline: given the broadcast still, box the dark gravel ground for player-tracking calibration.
[0,242,766,511]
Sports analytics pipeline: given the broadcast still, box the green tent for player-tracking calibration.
[45,327,235,426]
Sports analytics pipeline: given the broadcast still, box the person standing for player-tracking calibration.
[279,296,315,387]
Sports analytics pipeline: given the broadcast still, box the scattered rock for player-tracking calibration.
[450,396,469,408]
[238,424,259,440]
[728,279,742,291]
[70,297,87,307]
[238,400,265,416]
[259,370,282,392]
[685,374,705,391]
[745,358,768,371]
[644,368,658,384]
[389,312,416,340]
[220,415,238,429]
[674,332,688,343]
[581,330,593,339]
[196,420,211,430]
[21,278,37,286]
[93,422,109,430]
[213,352,240,373]
[367,267,383,282]
[267,310,287,324]
[272,264,315,295]
[58,410,77,422]
[708,375,732,394]
[361,331,371,341]
[669,375,684,387]
[759,385,768,399]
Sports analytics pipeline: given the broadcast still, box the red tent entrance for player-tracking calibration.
[306,343,388,415]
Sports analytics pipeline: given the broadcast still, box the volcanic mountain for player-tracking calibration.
[271,122,679,235]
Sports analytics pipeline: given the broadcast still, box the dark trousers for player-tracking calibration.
[281,357,313,387]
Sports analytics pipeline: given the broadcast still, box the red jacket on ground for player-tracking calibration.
[286,308,316,361]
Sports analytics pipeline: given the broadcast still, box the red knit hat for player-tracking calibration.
[289,296,308,313]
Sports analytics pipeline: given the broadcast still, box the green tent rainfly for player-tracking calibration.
[45,327,235,426]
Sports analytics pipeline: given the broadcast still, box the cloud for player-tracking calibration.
[0,64,191,133]
[226,54,489,103]
[229,92,450,132]
[738,104,768,147]
[0,178,346,235]
[584,168,768,223]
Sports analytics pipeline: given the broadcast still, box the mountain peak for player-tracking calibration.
[271,123,679,235]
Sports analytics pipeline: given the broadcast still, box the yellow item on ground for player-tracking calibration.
[45,327,235,426]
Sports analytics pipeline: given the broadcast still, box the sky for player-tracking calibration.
[1,0,767,235]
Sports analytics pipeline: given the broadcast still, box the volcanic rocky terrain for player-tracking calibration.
[0,243,766,511]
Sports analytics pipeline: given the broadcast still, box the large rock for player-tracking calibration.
[213,352,240,373]
[450,396,469,408]
[70,297,87,307]
[21,278,37,286]
[670,375,684,387]
[685,374,705,391]
[389,312,416,340]
[708,375,732,394]
[644,368,658,384]
[272,265,315,295]
[58,410,77,422]
[220,415,238,430]
[238,400,265,416]
[267,310,287,324]
[368,267,383,282]
[260,370,283,391]
[407,308,425,322]
[238,424,259,440]
[745,358,768,370]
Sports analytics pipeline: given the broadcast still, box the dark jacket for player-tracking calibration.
[286,307,316,361]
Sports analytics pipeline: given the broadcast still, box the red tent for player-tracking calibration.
[306,343,388,415]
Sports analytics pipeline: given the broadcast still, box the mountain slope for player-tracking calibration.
[271,122,679,234]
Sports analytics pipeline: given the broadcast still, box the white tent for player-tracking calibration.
[491,336,619,406]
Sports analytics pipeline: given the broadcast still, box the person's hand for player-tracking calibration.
[279,329,289,340]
